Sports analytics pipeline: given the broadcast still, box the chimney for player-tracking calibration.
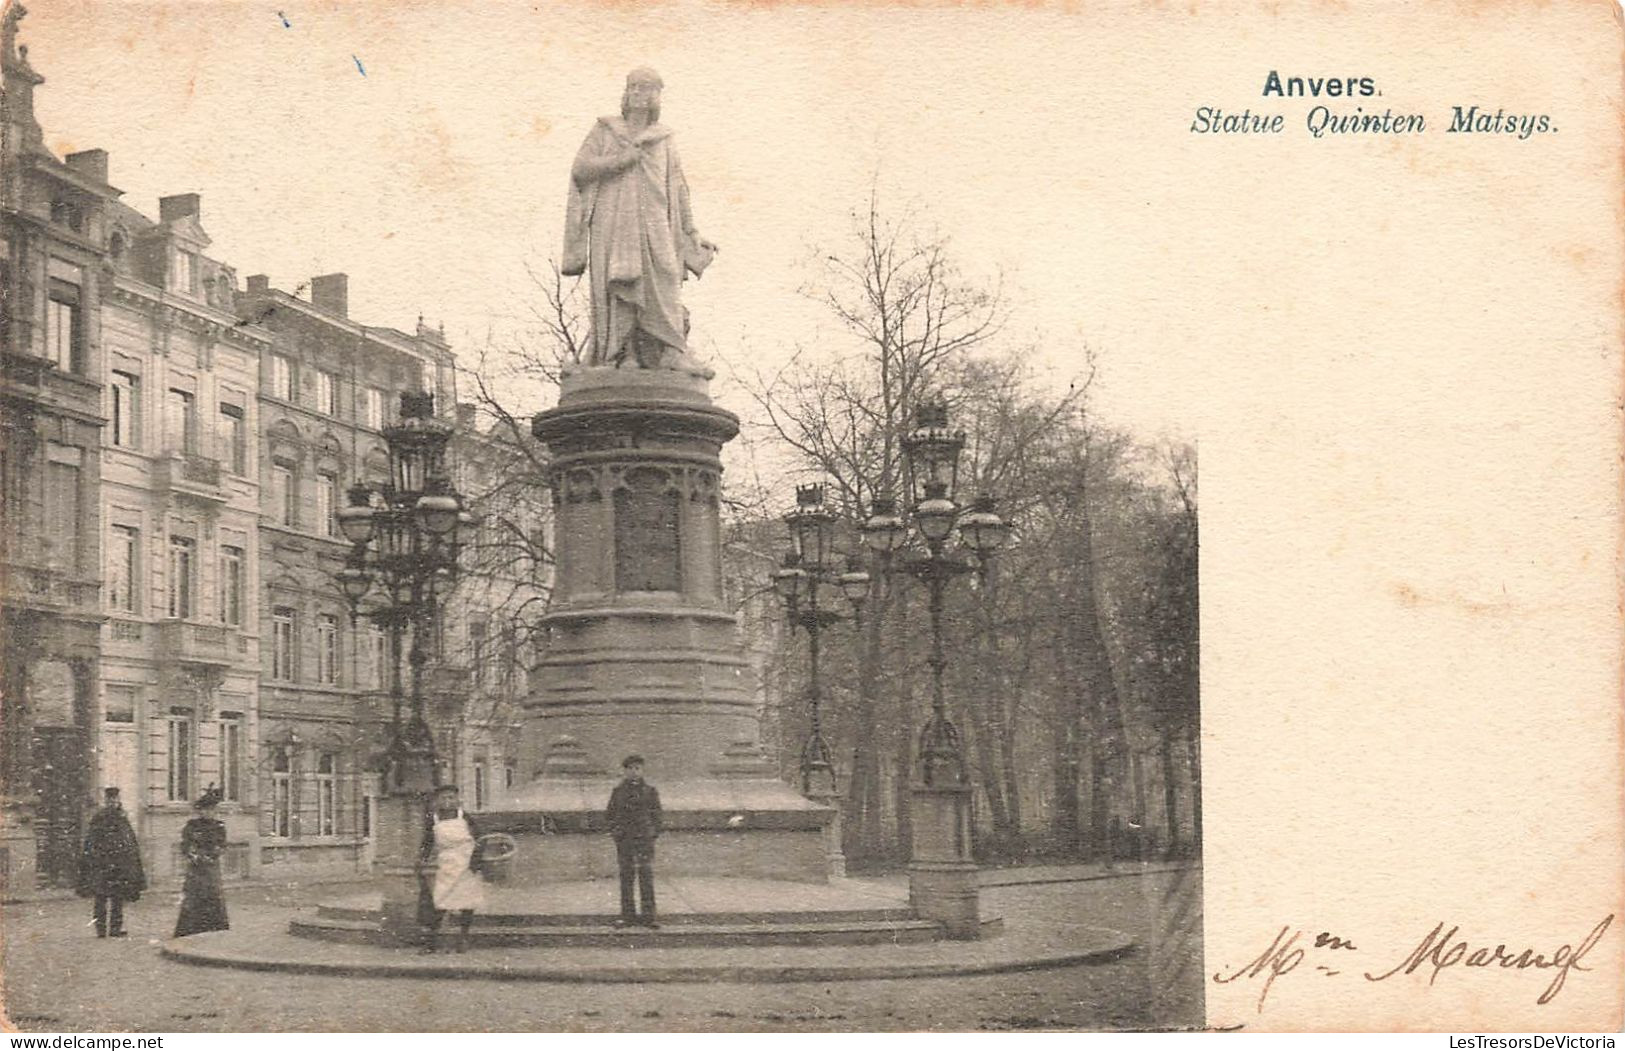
[245,274,269,295]
[310,273,348,317]
[64,149,108,184]
[158,193,200,222]
[456,403,477,428]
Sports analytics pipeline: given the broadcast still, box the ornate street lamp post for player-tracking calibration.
[862,401,1009,787]
[770,483,868,796]
[860,400,1009,939]
[330,391,468,943]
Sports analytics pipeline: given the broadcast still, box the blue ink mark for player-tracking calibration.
[353,54,366,76]
[277,10,290,28]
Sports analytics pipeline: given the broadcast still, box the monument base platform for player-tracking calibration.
[478,776,838,884]
[157,874,1144,983]
[286,876,981,948]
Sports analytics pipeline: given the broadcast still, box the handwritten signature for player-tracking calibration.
[1213,915,1614,1012]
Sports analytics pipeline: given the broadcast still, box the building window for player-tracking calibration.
[270,355,293,401]
[504,763,515,790]
[172,250,196,294]
[167,535,195,619]
[473,760,486,811]
[105,685,136,724]
[368,622,390,688]
[316,372,338,417]
[45,459,81,571]
[218,404,245,473]
[364,387,385,430]
[109,525,138,613]
[219,714,243,802]
[361,794,372,839]
[270,750,292,837]
[316,613,339,685]
[315,752,336,836]
[110,371,141,448]
[219,544,244,626]
[46,280,83,373]
[271,463,296,527]
[166,710,193,802]
[272,606,298,681]
[165,388,197,455]
[315,475,338,537]
[50,200,84,232]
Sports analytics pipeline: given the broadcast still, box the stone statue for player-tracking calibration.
[563,68,717,369]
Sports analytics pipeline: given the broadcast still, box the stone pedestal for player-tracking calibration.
[373,792,428,946]
[492,366,835,881]
[908,783,982,939]
[806,787,848,879]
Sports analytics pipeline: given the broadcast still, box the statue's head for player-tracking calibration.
[622,67,663,122]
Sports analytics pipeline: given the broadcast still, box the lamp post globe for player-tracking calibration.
[958,494,1010,558]
[861,496,906,555]
[416,489,461,537]
[338,483,377,545]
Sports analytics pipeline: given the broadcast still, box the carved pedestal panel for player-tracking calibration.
[497,367,834,882]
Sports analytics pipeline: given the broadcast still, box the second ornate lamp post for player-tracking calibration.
[330,391,469,944]
[863,400,1009,787]
[771,483,868,796]
[861,399,1009,938]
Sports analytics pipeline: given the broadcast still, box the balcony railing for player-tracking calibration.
[156,619,239,667]
[156,454,226,505]
[0,561,100,613]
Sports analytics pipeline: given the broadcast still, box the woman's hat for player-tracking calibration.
[194,784,224,809]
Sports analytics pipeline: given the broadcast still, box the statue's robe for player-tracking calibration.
[564,117,713,366]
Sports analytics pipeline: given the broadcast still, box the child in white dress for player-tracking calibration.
[421,783,485,953]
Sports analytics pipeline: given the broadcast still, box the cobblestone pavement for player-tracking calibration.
[1,869,1202,1033]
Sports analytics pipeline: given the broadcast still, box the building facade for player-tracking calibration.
[1,8,118,893]
[1,13,547,891]
[97,191,269,883]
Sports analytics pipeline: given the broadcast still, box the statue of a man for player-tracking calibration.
[563,68,718,369]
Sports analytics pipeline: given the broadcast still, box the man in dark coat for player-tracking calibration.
[76,787,145,938]
[605,755,661,927]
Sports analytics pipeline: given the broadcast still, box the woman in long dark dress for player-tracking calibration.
[173,786,229,937]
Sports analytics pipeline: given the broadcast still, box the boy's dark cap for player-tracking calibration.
[621,755,644,769]
[103,787,120,799]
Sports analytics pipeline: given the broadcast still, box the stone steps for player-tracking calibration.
[290,911,948,948]
[314,902,918,926]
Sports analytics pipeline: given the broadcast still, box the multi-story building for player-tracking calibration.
[236,273,453,881]
[97,190,268,884]
[1,7,115,892]
[439,405,551,804]
[236,276,546,881]
[1,14,549,891]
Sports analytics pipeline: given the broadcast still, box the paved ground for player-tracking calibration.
[1,865,1203,1033]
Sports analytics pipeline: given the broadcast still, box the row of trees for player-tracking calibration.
[462,194,1199,868]
[734,196,1199,866]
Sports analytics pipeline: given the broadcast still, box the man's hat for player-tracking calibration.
[621,754,644,769]
[103,787,120,800]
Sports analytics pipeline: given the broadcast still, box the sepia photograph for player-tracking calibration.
[1,0,1202,1034]
[1,0,1620,1037]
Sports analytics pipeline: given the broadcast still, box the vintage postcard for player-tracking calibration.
[0,0,1619,1036]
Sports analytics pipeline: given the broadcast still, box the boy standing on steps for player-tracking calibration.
[605,755,662,928]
